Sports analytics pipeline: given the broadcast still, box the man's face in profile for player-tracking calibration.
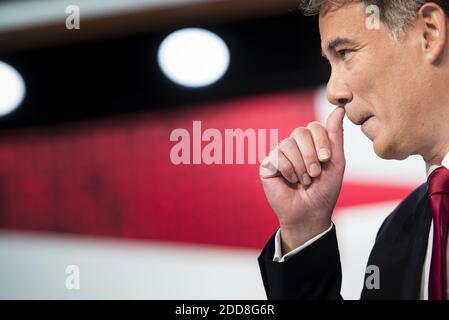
[319,2,442,161]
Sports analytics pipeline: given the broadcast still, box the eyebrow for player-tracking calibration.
[321,37,358,59]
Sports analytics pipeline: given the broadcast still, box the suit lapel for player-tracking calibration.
[399,194,432,299]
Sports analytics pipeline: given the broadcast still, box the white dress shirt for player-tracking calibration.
[273,152,449,300]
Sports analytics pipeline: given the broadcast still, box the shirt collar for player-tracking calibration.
[426,151,449,177]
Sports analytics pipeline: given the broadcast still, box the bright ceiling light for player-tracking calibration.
[158,28,230,88]
[0,61,25,117]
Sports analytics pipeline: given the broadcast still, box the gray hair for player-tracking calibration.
[299,0,449,39]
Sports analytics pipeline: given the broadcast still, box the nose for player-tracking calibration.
[326,72,353,107]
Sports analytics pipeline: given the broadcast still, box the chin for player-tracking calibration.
[373,139,408,160]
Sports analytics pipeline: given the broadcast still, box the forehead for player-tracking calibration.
[318,3,370,48]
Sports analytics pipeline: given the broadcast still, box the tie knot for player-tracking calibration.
[428,166,449,196]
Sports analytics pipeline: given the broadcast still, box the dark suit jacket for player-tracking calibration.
[258,182,433,300]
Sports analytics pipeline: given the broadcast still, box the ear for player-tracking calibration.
[419,3,448,64]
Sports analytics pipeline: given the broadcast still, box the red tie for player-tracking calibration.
[428,166,449,300]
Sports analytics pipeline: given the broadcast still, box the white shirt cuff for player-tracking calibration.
[273,223,334,262]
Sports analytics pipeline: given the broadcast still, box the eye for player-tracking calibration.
[336,49,354,59]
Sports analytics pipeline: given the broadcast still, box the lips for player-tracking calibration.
[358,115,374,126]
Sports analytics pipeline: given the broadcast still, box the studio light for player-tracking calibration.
[158,28,230,88]
[0,61,26,117]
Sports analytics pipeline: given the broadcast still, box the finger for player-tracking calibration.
[291,127,321,178]
[326,107,346,165]
[259,148,281,179]
[306,121,332,162]
[274,148,299,184]
[278,138,311,186]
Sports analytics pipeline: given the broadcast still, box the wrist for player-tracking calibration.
[280,221,332,254]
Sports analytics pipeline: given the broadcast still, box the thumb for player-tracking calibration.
[326,107,346,163]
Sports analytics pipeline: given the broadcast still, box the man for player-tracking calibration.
[258,0,449,300]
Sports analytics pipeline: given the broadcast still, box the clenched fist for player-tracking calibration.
[259,107,346,254]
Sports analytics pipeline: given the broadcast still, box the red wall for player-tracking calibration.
[0,90,412,248]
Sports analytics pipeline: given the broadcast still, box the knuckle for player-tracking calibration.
[306,121,323,130]
[278,138,293,150]
[308,123,329,138]
[292,131,314,151]
[292,127,308,137]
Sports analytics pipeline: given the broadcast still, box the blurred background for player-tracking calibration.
[0,0,427,299]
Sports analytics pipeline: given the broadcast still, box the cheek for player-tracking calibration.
[373,81,410,126]
[380,110,406,138]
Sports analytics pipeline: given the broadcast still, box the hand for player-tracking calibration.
[259,107,346,253]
